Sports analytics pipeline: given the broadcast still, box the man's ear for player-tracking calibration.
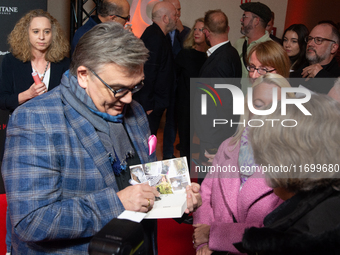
[163,14,169,25]
[77,66,89,89]
[331,43,339,54]
[111,15,117,22]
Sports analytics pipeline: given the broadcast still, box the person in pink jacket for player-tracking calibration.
[193,73,293,254]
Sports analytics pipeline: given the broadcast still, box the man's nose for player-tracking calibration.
[120,91,133,104]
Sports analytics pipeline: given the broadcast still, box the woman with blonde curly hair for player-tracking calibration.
[0,9,69,112]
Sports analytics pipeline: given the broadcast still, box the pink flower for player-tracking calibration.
[148,135,157,155]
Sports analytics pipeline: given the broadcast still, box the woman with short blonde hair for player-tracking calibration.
[230,73,294,147]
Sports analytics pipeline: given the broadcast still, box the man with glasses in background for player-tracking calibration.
[291,21,340,94]
[71,0,131,55]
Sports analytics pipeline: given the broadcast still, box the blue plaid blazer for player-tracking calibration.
[2,86,156,254]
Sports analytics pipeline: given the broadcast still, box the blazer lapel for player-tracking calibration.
[199,53,214,76]
[199,42,230,76]
[219,143,242,219]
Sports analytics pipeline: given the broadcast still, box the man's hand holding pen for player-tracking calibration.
[117,183,160,213]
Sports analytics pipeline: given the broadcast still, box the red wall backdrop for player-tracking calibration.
[285,0,340,31]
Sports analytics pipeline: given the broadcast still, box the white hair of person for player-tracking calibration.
[250,93,340,193]
[230,73,293,148]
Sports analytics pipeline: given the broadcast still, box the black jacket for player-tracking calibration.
[193,42,242,158]
[133,23,175,112]
[0,53,70,112]
[290,58,340,94]
[199,42,242,78]
[235,187,340,255]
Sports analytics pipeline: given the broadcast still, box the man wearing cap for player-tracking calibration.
[234,2,272,94]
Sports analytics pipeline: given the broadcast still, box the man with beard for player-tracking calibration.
[164,0,190,57]
[234,2,272,94]
[133,2,178,139]
[162,0,191,160]
[291,21,340,94]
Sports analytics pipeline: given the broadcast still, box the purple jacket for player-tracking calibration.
[193,138,283,254]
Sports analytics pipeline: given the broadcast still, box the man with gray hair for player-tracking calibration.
[2,22,201,254]
[71,0,130,55]
[133,1,178,149]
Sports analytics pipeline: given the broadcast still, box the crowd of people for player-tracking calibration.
[1,0,340,254]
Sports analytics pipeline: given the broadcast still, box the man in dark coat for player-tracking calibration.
[133,2,177,137]
[193,9,242,168]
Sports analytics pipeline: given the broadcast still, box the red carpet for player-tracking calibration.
[0,194,7,254]
[0,196,197,255]
[158,218,195,255]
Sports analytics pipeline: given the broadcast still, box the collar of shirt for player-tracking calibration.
[207,40,229,57]
[169,30,176,46]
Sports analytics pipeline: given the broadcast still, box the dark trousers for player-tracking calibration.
[163,89,177,159]
[147,108,166,136]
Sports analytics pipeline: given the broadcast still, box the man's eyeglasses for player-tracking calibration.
[305,36,336,45]
[246,65,276,75]
[89,69,143,98]
[110,14,130,22]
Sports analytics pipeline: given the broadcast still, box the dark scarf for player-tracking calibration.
[61,71,134,175]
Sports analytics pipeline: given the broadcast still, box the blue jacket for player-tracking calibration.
[71,16,99,56]
[2,77,156,254]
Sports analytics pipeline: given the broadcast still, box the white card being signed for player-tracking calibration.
[130,157,191,219]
